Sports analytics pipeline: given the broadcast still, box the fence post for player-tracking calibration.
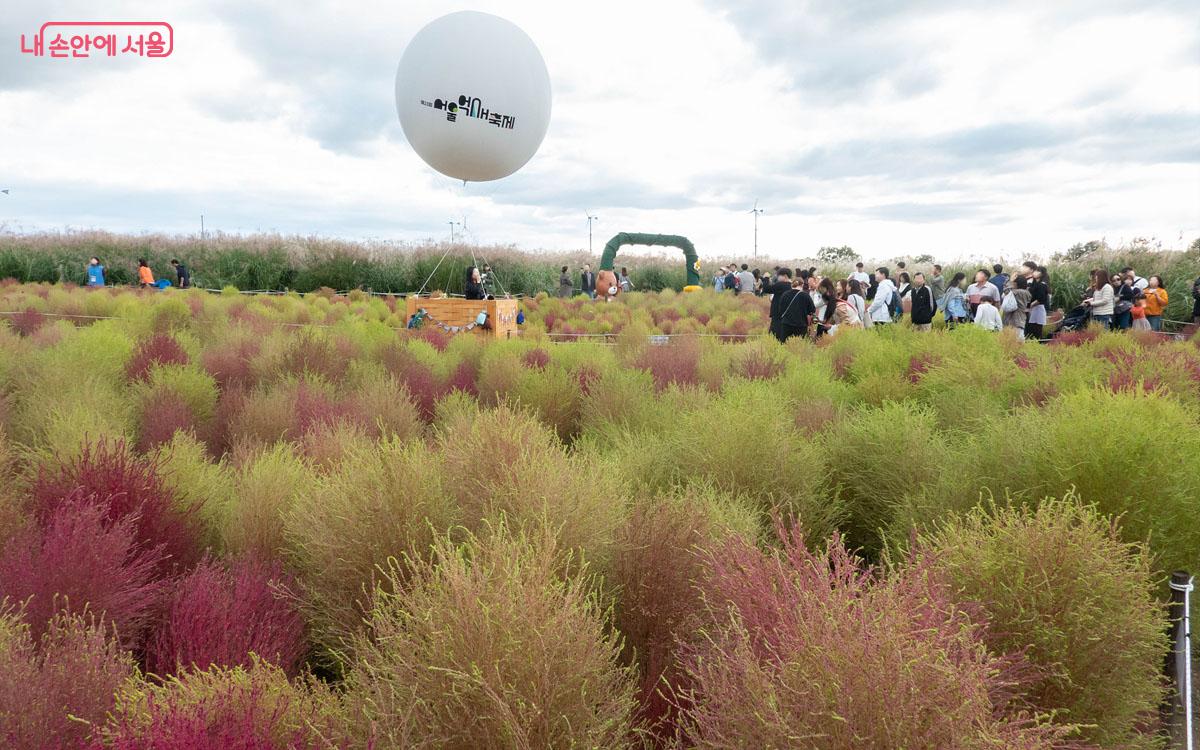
[1168,571,1193,749]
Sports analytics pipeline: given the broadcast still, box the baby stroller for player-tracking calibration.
[1055,304,1091,335]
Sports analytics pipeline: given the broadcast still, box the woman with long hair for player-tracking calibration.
[941,272,968,328]
[464,266,486,300]
[830,278,864,333]
[815,277,838,338]
[1025,266,1050,341]
[1082,268,1114,328]
[847,278,868,327]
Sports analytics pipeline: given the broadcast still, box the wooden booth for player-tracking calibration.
[405,296,520,339]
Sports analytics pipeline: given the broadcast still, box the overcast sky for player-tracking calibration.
[1,0,1197,261]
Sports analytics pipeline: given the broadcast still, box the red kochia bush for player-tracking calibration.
[274,332,349,384]
[137,396,199,453]
[382,351,441,422]
[445,360,477,396]
[676,523,1066,749]
[522,347,551,370]
[635,338,701,391]
[8,307,45,337]
[201,337,260,392]
[146,552,304,676]
[32,438,201,574]
[147,557,305,678]
[0,497,169,647]
[126,333,190,382]
[0,608,137,749]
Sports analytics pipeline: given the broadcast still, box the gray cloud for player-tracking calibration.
[492,172,697,212]
[201,2,406,154]
[2,179,440,238]
[0,0,153,92]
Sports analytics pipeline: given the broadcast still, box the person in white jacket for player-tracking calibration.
[1082,268,1115,328]
[974,298,1003,331]
[867,268,896,326]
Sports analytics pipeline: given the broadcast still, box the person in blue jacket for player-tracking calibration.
[86,257,105,287]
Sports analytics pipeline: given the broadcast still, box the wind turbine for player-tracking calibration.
[750,200,765,259]
[586,211,599,254]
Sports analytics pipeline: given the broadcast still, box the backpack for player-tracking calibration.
[889,287,903,320]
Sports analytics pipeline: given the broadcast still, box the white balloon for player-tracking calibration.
[395,11,552,183]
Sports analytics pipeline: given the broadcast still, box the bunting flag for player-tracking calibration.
[417,308,485,333]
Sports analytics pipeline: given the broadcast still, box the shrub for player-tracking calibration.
[99,659,346,749]
[8,307,45,337]
[436,405,624,574]
[826,401,951,560]
[125,333,190,382]
[147,557,306,678]
[676,523,1066,749]
[918,496,1168,749]
[510,363,584,441]
[343,528,640,748]
[610,488,758,738]
[616,383,840,541]
[382,353,443,422]
[268,329,350,384]
[135,396,199,453]
[220,443,312,560]
[346,370,423,442]
[0,607,136,749]
[31,438,202,574]
[896,387,1200,577]
[151,432,232,551]
[284,440,455,661]
[0,496,169,647]
[200,335,260,392]
[636,338,701,391]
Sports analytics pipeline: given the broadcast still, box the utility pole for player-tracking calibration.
[200,214,205,240]
[750,201,764,259]
[448,220,456,243]
[586,211,599,254]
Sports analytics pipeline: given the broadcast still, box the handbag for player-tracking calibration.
[475,311,488,326]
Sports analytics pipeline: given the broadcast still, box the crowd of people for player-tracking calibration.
[564,264,634,299]
[743,260,1199,344]
[84,257,191,289]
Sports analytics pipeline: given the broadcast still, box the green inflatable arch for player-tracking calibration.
[598,232,701,287]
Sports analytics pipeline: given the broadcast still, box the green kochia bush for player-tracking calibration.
[895,388,1200,577]
[344,528,641,749]
[918,496,1168,749]
[436,405,625,575]
[614,381,841,542]
[284,440,455,663]
[99,658,347,748]
[827,401,951,560]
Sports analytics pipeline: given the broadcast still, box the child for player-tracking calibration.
[973,297,1002,332]
[1131,294,1152,331]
